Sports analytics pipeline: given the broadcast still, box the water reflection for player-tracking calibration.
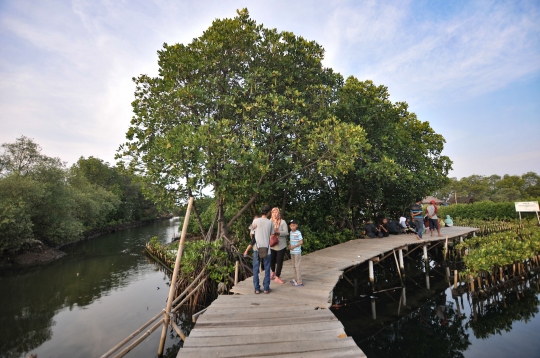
[331,247,540,358]
[0,218,185,358]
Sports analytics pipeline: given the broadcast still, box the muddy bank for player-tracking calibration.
[0,216,174,269]
[0,245,66,269]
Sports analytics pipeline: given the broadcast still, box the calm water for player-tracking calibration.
[0,218,190,358]
[331,249,540,358]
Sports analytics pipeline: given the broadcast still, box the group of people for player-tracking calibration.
[362,199,454,240]
[243,205,304,294]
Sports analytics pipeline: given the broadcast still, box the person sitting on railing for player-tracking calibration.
[444,215,454,227]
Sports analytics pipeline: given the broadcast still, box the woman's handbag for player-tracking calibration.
[270,234,279,247]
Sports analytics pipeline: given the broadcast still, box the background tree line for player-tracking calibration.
[0,136,166,256]
[433,172,540,203]
[119,9,451,252]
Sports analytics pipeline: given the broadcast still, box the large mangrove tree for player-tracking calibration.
[119,9,451,246]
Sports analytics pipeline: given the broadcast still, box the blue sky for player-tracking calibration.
[1,0,539,178]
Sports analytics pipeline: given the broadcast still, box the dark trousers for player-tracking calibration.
[270,247,286,277]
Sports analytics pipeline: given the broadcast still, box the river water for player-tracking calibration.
[0,218,187,358]
[331,249,540,358]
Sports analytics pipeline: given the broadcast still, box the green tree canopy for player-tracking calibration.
[434,172,540,203]
[119,9,368,238]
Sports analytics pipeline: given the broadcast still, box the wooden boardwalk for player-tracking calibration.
[180,226,477,357]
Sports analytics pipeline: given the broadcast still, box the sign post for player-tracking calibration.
[514,201,540,225]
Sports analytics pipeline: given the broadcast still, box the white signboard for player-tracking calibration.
[515,201,539,212]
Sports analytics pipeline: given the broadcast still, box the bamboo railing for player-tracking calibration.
[100,197,206,358]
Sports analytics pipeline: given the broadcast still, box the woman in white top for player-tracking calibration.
[270,207,288,284]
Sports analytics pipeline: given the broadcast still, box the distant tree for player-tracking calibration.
[0,136,62,177]
[521,172,540,198]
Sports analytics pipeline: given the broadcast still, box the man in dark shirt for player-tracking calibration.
[387,219,400,235]
[410,198,424,240]
[363,219,381,238]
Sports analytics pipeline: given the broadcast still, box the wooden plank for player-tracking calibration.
[275,346,367,358]
[187,320,346,337]
[199,309,335,322]
[180,337,358,357]
[196,314,338,328]
[183,328,346,347]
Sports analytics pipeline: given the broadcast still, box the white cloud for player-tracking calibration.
[319,1,540,105]
[0,0,539,177]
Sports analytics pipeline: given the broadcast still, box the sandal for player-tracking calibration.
[275,277,284,284]
[270,272,276,280]
[255,290,260,294]
[264,289,272,294]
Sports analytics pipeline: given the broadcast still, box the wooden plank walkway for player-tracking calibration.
[180,226,477,357]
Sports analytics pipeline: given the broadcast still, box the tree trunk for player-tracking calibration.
[217,197,226,239]
[281,190,287,218]
[188,188,206,239]
[340,188,353,229]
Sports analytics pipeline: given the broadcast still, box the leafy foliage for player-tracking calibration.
[119,9,451,249]
[0,137,166,256]
[439,201,518,220]
[148,237,234,283]
[434,172,540,203]
[456,221,540,277]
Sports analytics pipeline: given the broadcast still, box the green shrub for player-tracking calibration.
[438,201,524,220]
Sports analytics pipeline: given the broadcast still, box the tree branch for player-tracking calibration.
[225,193,259,231]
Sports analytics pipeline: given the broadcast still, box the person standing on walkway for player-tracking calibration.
[411,198,424,240]
[270,207,288,284]
[426,200,442,237]
[251,205,274,294]
[288,219,304,287]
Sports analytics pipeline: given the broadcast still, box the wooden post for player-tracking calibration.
[454,270,458,288]
[369,260,374,289]
[393,250,403,287]
[444,235,448,261]
[399,249,404,272]
[446,266,451,285]
[423,244,428,263]
[469,275,475,292]
[371,297,376,320]
[401,287,406,306]
[158,197,193,357]
[234,261,239,286]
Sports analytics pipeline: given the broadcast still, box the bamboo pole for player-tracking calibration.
[171,278,207,314]
[234,261,239,286]
[392,250,403,287]
[158,197,194,357]
[101,259,208,358]
[101,310,165,358]
[369,260,374,289]
[170,320,186,341]
[444,236,448,261]
[114,319,164,358]
[454,270,458,288]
